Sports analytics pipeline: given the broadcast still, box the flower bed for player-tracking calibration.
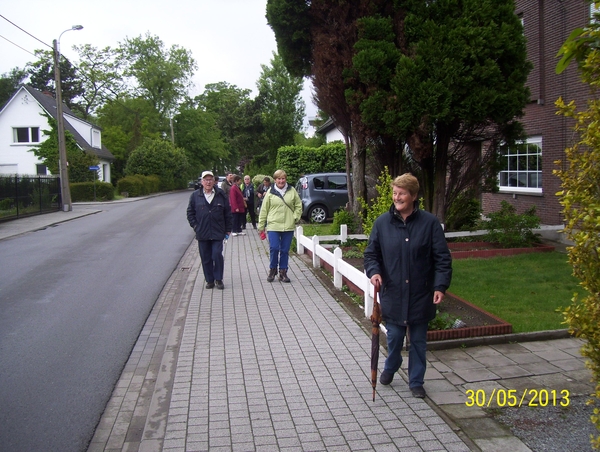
[303,248,512,341]
[449,241,554,259]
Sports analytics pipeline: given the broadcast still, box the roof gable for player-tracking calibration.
[0,85,114,162]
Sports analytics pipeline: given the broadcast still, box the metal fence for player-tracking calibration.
[0,175,61,222]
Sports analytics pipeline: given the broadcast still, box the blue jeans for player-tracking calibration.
[198,239,224,283]
[267,231,294,270]
[384,321,428,388]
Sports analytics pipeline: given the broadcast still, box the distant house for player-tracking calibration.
[0,85,114,183]
[481,2,594,226]
[314,118,345,143]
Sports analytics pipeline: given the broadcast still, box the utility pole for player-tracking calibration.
[53,25,83,212]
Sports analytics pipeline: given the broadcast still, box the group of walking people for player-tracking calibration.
[187,169,452,400]
[186,169,302,288]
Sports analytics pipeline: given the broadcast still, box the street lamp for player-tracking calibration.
[53,25,83,212]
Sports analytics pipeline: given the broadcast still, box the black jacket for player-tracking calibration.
[364,204,452,326]
[187,188,233,241]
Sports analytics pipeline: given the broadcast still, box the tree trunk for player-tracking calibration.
[350,129,367,231]
[432,128,450,223]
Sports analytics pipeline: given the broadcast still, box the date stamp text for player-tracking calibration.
[465,389,570,407]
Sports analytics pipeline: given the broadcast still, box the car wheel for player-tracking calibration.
[308,205,327,223]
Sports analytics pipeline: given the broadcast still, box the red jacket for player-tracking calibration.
[229,184,246,212]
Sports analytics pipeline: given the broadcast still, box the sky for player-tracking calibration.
[0,0,317,130]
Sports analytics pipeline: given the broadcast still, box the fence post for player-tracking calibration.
[340,224,347,243]
[333,247,343,289]
[312,235,320,268]
[296,225,304,254]
[14,175,19,217]
[364,281,374,318]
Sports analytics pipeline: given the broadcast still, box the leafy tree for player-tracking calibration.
[125,138,190,190]
[27,49,84,113]
[0,68,27,107]
[348,1,531,221]
[256,52,305,169]
[118,33,197,122]
[195,82,265,173]
[267,0,531,225]
[173,105,228,176]
[72,44,125,119]
[30,115,98,182]
[555,11,600,447]
[96,97,163,182]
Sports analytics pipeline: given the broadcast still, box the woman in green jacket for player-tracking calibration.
[258,169,302,283]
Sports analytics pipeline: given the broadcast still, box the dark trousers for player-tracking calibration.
[246,203,256,227]
[198,239,224,283]
[232,212,245,233]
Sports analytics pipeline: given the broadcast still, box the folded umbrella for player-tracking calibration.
[370,280,382,402]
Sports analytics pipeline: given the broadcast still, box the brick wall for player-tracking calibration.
[482,1,592,225]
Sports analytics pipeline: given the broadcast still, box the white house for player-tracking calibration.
[0,85,114,183]
[314,117,345,143]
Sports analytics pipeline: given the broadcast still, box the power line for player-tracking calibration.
[0,34,37,57]
[0,13,52,49]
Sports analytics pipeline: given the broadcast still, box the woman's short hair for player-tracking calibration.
[273,169,287,179]
[233,174,242,183]
[392,173,419,196]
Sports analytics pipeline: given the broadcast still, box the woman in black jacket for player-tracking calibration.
[364,173,452,398]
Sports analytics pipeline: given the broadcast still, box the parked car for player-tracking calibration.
[296,172,349,223]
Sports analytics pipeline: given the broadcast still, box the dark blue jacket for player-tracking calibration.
[186,188,233,241]
[364,204,452,326]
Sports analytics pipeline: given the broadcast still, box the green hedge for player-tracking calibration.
[70,181,115,202]
[116,175,161,197]
[276,142,347,183]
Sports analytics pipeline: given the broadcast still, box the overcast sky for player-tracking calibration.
[0,0,316,129]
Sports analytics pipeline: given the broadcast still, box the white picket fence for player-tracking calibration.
[295,224,379,320]
[295,223,565,325]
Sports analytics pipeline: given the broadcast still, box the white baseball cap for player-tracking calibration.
[201,171,214,179]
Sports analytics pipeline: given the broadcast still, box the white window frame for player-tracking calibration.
[12,127,41,144]
[498,136,542,194]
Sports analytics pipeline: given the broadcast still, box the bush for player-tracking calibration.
[115,174,162,197]
[359,166,393,236]
[125,138,190,191]
[275,143,346,183]
[446,191,482,231]
[70,181,115,202]
[330,209,358,234]
[484,201,540,248]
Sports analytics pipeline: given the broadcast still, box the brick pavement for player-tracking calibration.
[87,230,472,452]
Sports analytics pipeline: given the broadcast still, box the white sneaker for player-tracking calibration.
[231,233,238,236]
[238,232,246,236]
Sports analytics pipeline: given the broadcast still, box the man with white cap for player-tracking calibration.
[187,170,232,290]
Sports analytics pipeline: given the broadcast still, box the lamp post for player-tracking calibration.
[53,25,83,212]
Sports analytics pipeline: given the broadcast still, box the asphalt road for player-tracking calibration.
[0,191,194,452]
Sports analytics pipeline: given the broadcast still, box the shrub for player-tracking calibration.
[275,143,346,183]
[359,166,393,236]
[446,191,482,231]
[555,23,600,447]
[117,175,145,197]
[484,201,540,248]
[330,209,358,234]
[125,138,190,191]
[70,182,115,201]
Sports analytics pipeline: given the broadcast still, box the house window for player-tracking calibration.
[13,127,40,143]
[499,137,542,193]
[36,164,47,175]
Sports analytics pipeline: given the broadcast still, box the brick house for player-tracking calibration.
[482,1,594,226]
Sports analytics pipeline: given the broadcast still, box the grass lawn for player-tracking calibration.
[449,252,583,333]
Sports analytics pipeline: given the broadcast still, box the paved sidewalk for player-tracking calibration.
[87,231,474,452]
